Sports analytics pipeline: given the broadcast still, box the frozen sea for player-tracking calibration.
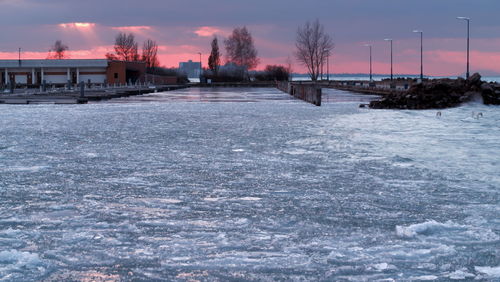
[0,87,499,281]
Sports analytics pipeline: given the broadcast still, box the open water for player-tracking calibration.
[0,87,498,281]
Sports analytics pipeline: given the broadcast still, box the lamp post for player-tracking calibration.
[384,39,393,81]
[364,44,373,81]
[413,30,423,81]
[320,61,323,81]
[327,52,330,81]
[323,49,330,81]
[198,52,202,82]
[457,17,470,79]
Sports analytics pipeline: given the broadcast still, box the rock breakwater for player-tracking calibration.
[369,73,500,109]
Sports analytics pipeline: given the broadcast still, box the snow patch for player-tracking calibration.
[448,268,475,280]
[5,166,48,172]
[203,197,224,202]
[410,275,438,280]
[395,220,460,238]
[238,197,262,201]
[0,228,22,237]
[0,250,44,273]
[475,266,500,278]
[82,152,98,158]
[372,262,397,271]
[154,198,182,204]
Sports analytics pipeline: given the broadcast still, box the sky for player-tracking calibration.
[0,0,499,76]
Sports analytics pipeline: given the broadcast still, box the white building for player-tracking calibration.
[0,59,146,86]
[179,60,201,78]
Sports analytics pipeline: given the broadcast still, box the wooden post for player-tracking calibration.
[79,81,85,98]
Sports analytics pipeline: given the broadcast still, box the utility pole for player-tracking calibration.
[384,39,393,80]
[457,17,471,79]
[413,30,424,80]
[364,44,373,81]
[327,53,330,81]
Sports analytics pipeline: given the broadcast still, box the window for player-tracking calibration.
[114,73,118,79]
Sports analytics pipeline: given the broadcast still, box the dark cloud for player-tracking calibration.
[2,0,498,35]
[1,0,499,74]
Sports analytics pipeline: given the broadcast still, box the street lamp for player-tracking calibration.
[364,44,373,81]
[413,30,423,81]
[323,49,330,81]
[457,17,470,79]
[320,60,323,81]
[384,39,393,81]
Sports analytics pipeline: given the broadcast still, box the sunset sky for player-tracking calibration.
[0,0,499,76]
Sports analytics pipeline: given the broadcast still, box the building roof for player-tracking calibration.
[0,59,109,68]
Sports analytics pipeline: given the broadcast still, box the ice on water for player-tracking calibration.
[0,88,498,280]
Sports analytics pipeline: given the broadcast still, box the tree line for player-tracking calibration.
[46,33,160,69]
[105,33,159,69]
[205,26,291,82]
[45,20,333,82]
[205,22,333,82]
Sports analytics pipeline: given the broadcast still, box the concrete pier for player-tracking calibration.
[317,80,412,96]
[277,82,322,106]
[0,85,188,105]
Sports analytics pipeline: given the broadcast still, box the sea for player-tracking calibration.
[0,86,498,280]
[291,74,500,83]
[190,74,500,83]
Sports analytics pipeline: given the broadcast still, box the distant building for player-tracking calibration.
[178,60,201,78]
[0,59,146,86]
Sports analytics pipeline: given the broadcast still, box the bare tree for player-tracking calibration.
[47,40,69,59]
[295,20,334,81]
[142,39,159,68]
[208,36,221,75]
[224,27,259,70]
[105,52,118,60]
[114,33,139,61]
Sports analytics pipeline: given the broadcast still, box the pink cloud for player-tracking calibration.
[0,46,113,60]
[59,22,96,29]
[157,44,200,54]
[194,26,223,37]
[56,22,101,47]
[111,26,152,32]
[110,26,154,38]
[426,50,500,75]
[4,21,500,76]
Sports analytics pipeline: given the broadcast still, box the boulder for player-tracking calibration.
[369,73,496,109]
[481,82,500,105]
[466,73,482,87]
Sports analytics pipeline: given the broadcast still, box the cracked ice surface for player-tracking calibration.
[0,87,499,280]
